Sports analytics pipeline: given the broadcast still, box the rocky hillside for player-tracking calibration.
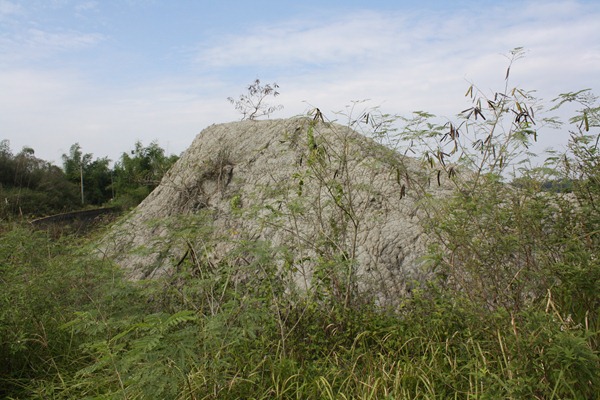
[98,117,455,304]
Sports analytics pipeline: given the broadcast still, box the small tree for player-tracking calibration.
[112,141,179,208]
[62,143,92,204]
[62,143,113,206]
[227,79,283,120]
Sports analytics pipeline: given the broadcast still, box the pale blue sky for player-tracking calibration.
[1,0,599,165]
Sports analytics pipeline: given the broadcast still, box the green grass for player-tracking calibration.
[0,223,597,399]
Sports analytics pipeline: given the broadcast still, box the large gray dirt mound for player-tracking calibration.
[98,117,455,304]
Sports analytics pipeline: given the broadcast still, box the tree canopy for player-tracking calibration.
[0,139,178,220]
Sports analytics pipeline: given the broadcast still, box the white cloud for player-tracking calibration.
[0,0,20,16]
[196,2,599,112]
[0,68,232,165]
[25,28,103,50]
[197,11,416,68]
[75,1,98,13]
[2,0,599,167]
[0,27,105,66]
[192,1,599,162]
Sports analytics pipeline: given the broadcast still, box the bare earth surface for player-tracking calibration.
[98,117,455,304]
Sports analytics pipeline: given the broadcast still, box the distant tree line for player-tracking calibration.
[0,139,179,220]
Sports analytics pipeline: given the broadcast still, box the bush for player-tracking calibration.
[0,225,138,398]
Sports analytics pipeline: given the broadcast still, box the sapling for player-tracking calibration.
[227,79,284,120]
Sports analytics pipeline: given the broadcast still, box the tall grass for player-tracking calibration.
[1,225,597,398]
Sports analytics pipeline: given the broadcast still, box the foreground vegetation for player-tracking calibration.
[1,54,598,398]
[1,203,597,399]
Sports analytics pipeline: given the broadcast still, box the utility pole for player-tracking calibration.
[80,163,84,205]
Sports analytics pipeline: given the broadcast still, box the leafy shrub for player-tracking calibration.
[0,225,133,398]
